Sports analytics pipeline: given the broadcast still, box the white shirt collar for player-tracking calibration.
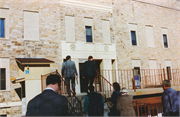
[44,87,55,92]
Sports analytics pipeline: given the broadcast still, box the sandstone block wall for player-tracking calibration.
[0,0,179,115]
[113,0,180,69]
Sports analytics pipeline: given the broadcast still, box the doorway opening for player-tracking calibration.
[79,60,102,93]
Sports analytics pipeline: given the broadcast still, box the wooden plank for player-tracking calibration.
[133,96,162,105]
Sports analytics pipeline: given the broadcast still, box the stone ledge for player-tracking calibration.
[129,86,180,96]
[0,101,22,108]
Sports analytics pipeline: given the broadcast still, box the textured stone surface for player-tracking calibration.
[0,0,179,115]
[113,0,180,69]
[0,106,22,116]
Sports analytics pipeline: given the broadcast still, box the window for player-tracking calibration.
[86,26,92,42]
[167,67,171,80]
[0,68,6,90]
[0,18,5,38]
[163,34,168,48]
[131,31,137,45]
[134,67,140,76]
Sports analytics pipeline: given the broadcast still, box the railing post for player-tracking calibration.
[80,101,83,116]
[137,103,139,117]
[133,69,136,92]
[163,68,166,80]
[56,69,62,94]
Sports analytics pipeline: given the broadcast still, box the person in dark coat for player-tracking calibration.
[108,82,121,116]
[82,55,97,92]
[117,88,136,116]
[83,85,104,116]
[162,80,179,116]
[26,74,69,116]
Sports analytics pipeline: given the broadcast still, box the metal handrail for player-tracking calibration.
[95,71,114,105]
[55,70,83,116]
[41,70,83,116]
[133,101,163,117]
[95,69,180,91]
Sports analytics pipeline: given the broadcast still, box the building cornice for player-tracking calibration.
[60,0,113,13]
[132,0,180,11]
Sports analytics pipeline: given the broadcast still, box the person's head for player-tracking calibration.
[162,80,171,90]
[88,85,94,92]
[113,82,120,91]
[121,87,128,95]
[46,74,61,93]
[66,55,71,61]
[88,56,93,61]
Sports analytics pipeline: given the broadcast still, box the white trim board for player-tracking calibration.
[60,0,113,13]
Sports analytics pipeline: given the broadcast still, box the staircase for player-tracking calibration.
[41,70,83,116]
[41,69,167,116]
[95,70,164,117]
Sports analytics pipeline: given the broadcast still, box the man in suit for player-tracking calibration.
[26,74,69,116]
[162,80,179,116]
[61,55,78,96]
[82,55,97,93]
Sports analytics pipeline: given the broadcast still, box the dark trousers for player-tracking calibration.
[65,77,75,96]
[84,76,95,92]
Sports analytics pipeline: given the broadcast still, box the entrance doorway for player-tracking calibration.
[79,60,102,93]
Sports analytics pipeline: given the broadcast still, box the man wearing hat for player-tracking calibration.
[117,88,136,116]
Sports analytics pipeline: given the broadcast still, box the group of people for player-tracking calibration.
[108,82,136,116]
[25,54,179,116]
[61,55,96,97]
[83,82,135,116]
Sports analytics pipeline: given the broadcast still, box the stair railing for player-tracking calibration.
[55,70,83,116]
[41,70,82,116]
[95,70,114,105]
[133,101,163,117]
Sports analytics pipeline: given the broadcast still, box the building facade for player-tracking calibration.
[0,0,180,116]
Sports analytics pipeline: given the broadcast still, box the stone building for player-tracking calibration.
[0,0,180,116]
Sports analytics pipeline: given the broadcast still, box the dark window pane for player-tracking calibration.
[163,34,168,48]
[167,67,171,80]
[134,67,140,76]
[0,18,5,38]
[0,68,6,90]
[86,26,92,42]
[131,31,137,45]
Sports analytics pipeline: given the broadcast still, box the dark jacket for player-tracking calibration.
[117,95,136,116]
[82,60,97,77]
[83,91,104,116]
[162,88,180,116]
[61,60,78,78]
[26,89,69,116]
[109,91,121,116]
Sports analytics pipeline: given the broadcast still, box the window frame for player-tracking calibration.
[0,68,6,90]
[166,66,171,80]
[131,30,137,45]
[0,18,5,38]
[85,26,93,43]
[134,67,140,76]
[0,9,9,39]
[163,34,168,48]
[128,23,139,46]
